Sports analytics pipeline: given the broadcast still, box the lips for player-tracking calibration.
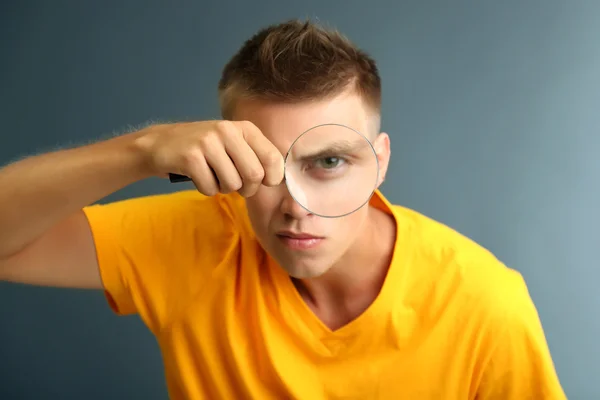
[276,231,324,250]
[276,231,322,240]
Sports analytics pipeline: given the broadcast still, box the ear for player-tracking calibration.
[372,132,391,188]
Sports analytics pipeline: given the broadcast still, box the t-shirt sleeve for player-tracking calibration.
[82,190,242,334]
[476,270,567,399]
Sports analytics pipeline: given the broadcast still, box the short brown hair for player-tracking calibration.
[218,19,381,121]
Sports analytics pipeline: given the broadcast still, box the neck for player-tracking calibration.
[292,206,396,319]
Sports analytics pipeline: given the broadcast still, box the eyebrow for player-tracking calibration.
[290,139,372,162]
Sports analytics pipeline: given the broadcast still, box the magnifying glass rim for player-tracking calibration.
[283,122,380,219]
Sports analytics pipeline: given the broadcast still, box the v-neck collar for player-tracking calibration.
[266,190,411,352]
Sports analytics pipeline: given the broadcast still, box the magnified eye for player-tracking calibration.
[282,123,379,218]
[315,156,344,169]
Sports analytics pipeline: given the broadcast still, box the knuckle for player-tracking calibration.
[263,150,283,167]
[215,120,234,130]
[215,120,238,137]
[239,120,257,131]
[263,169,284,186]
[179,149,202,170]
[244,167,265,183]
[198,132,220,152]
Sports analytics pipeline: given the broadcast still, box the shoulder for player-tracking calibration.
[84,189,254,236]
[390,205,566,395]
[81,190,257,330]
[83,189,259,278]
[390,204,513,279]
[389,204,534,328]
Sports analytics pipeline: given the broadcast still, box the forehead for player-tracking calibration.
[231,92,375,154]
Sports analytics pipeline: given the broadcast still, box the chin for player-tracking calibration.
[265,244,330,277]
[282,262,332,279]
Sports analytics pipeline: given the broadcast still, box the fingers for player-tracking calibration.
[162,120,283,198]
[203,136,244,194]
[219,124,265,197]
[185,151,220,196]
[238,121,285,187]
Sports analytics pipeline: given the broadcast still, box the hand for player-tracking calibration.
[136,120,284,197]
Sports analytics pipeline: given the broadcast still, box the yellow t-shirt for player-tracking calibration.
[82,189,566,399]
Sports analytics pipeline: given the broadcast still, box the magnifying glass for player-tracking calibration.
[169,123,380,218]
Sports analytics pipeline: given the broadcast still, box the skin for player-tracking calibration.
[234,91,396,329]
[0,89,395,330]
[0,86,566,396]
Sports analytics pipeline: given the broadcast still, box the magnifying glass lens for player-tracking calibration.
[284,124,379,218]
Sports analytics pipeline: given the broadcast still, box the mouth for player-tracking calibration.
[276,231,325,250]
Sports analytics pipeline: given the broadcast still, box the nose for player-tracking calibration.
[279,184,312,219]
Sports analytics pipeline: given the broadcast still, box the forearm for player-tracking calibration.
[0,130,152,259]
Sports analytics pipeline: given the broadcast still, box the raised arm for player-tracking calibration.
[0,120,283,289]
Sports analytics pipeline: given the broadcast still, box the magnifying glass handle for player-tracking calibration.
[169,173,192,183]
[168,170,220,184]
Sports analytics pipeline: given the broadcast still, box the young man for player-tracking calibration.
[0,20,566,399]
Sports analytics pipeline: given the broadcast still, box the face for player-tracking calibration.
[233,91,391,279]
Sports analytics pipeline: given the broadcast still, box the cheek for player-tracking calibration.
[244,188,280,226]
[330,212,367,241]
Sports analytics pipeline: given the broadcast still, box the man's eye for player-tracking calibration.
[315,157,343,169]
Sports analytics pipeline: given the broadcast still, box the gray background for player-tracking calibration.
[1,1,597,399]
